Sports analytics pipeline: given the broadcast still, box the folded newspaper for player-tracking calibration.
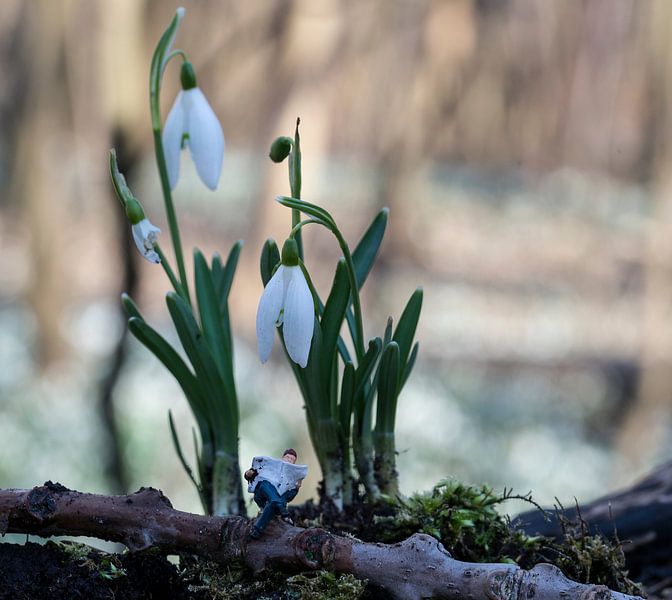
[247,456,308,495]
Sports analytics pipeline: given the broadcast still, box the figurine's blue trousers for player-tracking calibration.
[252,480,298,534]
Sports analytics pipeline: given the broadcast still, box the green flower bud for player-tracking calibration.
[269,136,293,163]
[281,237,300,266]
[125,197,146,225]
[180,61,197,90]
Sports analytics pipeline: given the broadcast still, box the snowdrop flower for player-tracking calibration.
[163,61,224,191]
[256,238,314,368]
[125,197,161,264]
[132,218,161,264]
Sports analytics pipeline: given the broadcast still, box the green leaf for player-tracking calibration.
[260,238,280,286]
[320,259,350,382]
[121,293,143,320]
[316,295,352,364]
[400,342,419,391]
[194,249,236,400]
[339,362,356,442]
[216,240,243,304]
[383,317,393,347]
[354,337,382,399]
[127,317,209,442]
[211,253,223,289]
[393,288,423,372]
[352,208,388,289]
[340,209,388,346]
[376,341,400,433]
[276,196,336,230]
[165,292,237,448]
[168,410,201,493]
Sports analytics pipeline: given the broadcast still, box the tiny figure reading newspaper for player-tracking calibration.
[244,449,308,539]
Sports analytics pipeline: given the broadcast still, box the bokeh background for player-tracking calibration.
[1,0,671,518]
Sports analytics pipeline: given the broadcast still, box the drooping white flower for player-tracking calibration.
[132,218,161,264]
[162,61,224,191]
[256,242,314,368]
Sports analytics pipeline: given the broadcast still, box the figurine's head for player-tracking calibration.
[281,448,297,464]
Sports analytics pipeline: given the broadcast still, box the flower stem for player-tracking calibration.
[151,128,191,306]
[289,118,303,260]
[154,243,188,301]
[288,215,365,361]
[333,229,365,361]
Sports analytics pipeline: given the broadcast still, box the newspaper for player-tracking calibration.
[247,456,308,495]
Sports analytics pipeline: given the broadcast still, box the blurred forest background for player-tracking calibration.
[1,0,672,518]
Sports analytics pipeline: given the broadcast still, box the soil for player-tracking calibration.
[0,541,193,600]
[0,538,375,600]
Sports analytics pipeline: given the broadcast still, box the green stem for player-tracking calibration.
[151,128,191,306]
[289,119,303,260]
[289,218,321,238]
[334,230,365,361]
[154,243,188,301]
[291,208,302,260]
[289,216,365,362]
[165,49,187,64]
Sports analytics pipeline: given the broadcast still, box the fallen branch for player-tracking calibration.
[0,482,642,600]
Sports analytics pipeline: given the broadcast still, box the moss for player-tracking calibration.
[550,508,643,597]
[286,572,365,599]
[179,555,366,600]
[370,478,643,596]
[373,479,542,564]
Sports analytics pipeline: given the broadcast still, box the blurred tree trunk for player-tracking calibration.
[616,1,672,478]
[14,1,71,366]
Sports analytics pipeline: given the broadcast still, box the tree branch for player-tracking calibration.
[0,482,642,600]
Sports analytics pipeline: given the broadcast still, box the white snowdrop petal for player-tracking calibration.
[256,266,286,363]
[282,267,314,368]
[162,91,185,190]
[185,88,224,190]
[131,219,161,264]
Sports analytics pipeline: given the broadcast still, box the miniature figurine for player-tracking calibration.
[245,448,308,539]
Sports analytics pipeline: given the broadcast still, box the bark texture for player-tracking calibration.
[0,482,642,600]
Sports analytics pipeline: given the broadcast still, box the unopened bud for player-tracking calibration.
[125,197,145,225]
[269,136,293,163]
[281,237,300,266]
[180,61,197,90]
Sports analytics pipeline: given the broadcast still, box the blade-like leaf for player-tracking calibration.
[320,258,350,381]
[260,238,280,286]
[383,317,393,347]
[166,292,237,447]
[400,341,419,391]
[352,208,388,289]
[121,293,143,321]
[127,317,207,427]
[218,240,243,303]
[354,337,382,399]
[168,410,201,492]
[393,287,423,370]
[316,295,352,364]
[194,249,236,401]
[211,253,223,289]
[376,341,400,433]
[339,362,356,442]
